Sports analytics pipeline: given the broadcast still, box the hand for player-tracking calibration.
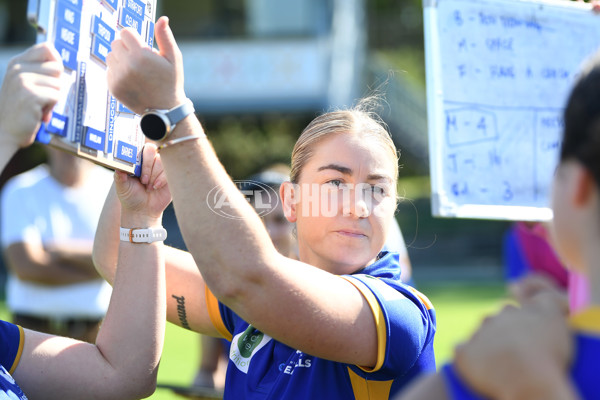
[453,298,575,400]
[510,273,569,315]
[0,43,63,149]
[106,16,187,114]
[114,144,172,226]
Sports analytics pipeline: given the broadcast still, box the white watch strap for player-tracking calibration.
[120,227,167,243]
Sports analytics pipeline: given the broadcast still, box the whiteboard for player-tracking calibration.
[424,0,600,220]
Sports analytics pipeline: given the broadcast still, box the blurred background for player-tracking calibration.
[0,0,511,276]
[0,1,514,398]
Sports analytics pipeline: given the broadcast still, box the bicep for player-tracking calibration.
[164,246,220,336]
[13,329,109,398]
[224,255,379,367]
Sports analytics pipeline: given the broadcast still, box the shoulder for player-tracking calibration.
[347,274,434,312]
[3,165,49,191]
[2,165,50,200]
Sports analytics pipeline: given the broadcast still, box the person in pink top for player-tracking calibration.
[503,221,589,311]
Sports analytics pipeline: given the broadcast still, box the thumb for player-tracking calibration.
[114,170,133,198]
[154,16,180,64]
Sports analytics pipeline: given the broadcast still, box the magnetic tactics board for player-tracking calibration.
[28,0,156,176]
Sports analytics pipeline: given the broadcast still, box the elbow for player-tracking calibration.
[210,250,279,304]
[134,377,158,399]
[92,247,115,285]
[113,370,158,400]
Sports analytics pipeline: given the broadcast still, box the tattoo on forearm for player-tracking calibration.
[172,294,191,330]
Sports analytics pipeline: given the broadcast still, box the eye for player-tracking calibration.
[326,179,343,187]
[366,184,386,196]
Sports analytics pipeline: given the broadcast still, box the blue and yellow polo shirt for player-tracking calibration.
[206,252,437,399]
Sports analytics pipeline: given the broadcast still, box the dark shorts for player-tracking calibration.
[13,313,103,343]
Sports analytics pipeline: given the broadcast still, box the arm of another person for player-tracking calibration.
[11,149,169,399]
[1,185,101,284]
[45,239,104,273]
[93,146,220,336]
[396,286,577,400]
[0,44,62,170]
[107,19,389,368]
[3,240,103,285]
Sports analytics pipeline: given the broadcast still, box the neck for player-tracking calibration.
[579,235,600,308]
[49,165,85,187]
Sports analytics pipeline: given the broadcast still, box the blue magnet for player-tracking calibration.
[46,112,69,136]
[115,141,137,164]
[84,126,106,151]
[92,15,115,43]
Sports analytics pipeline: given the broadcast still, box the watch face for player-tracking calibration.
[141,113,168,140]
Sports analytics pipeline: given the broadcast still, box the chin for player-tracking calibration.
[327,252,373,274]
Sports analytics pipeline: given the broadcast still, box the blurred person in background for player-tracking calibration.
[1,146,113,343]
[503,221,590,312]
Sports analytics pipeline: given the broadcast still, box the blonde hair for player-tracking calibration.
[290,97,399,187]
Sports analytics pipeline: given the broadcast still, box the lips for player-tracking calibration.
[335,229,367,238]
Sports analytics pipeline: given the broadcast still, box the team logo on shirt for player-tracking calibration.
[230,325,272,373]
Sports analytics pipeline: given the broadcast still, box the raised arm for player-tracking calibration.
[93,145,218,335]
[0,43,62,170]
[106,18,384,367]
[12,149,170,399]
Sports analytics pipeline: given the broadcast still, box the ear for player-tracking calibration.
[280,182,297,223]
[573,164,596,207]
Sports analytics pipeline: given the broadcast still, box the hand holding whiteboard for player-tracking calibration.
[424,0,600,220]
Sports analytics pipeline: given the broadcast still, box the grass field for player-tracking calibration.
[149,281,509,399]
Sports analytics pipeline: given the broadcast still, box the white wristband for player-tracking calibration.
[120,227,167,243]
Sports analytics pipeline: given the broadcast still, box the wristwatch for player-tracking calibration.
[120,227,168,243]
[139,99,195,141]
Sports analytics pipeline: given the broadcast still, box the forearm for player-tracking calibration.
[15,220,166,399]
[92,179,216,334]
[46,241,100,276]
[92,242,166,397]
[5,242,103,285]
[92,182,121,283]
[159,117,275,298]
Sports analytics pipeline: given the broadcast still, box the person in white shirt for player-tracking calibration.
[1,147,113,342]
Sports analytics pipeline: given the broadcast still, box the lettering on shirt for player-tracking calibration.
[282,350,313,375]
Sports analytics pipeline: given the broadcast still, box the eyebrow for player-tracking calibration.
[317,164,393,183]
[317,164,352,175]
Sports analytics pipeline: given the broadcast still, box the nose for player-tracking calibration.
[342,186,370,219]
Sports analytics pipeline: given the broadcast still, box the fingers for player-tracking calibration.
[12,42,62,64]
[140,143,157,185]
[140,143,167,190]
[113,170,131,197]
[147,152,167,190]
[119,27,146,51]
[108,37,127,60]
[154,16,181,64]
[527,289,570,316]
